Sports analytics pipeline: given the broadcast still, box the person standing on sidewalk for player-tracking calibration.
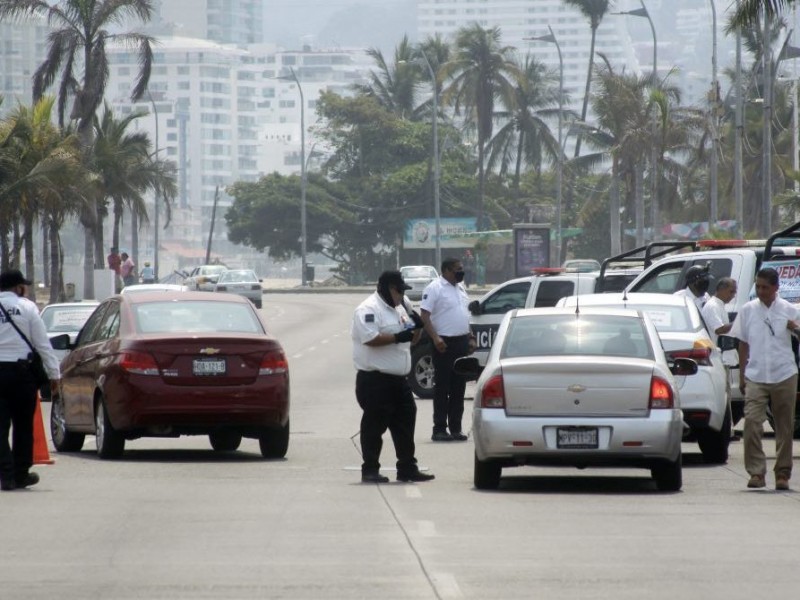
[351,270,435,484]
[420,257,476,442]
[0,270,61,491]
[729,268,799,490]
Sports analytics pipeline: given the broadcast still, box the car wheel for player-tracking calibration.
[50,393,84,452]
[474,453,502,490]
[409,343,435,399]
[209,431,243,452]
[696,406,731,464]
[259,420,289,459]
[255,299,262,310]
[95,397,125,459]
[651,457,682,492]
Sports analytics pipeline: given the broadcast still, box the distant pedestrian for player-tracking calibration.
[674,264,712,311]
[351,270,434,483]
[140,262,155,284]
[107,247,121,292]
[0,270,61,491]
[730,268,799,490]
[701,277,737,347]
[120,253,136,287]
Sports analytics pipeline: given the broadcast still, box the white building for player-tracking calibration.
[0,16,49,114]
[152,0,264,45]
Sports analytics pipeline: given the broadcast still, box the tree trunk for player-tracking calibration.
[478,135,485,229]
[23,209,36,303]
[514,131,524,193]
[49,221,63,304]
[573,28,598,160]
[42,221,49,288]
[610,162,621,255]
[131,205,139,267]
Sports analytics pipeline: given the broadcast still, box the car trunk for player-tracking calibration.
[500,356,655,418]
[657,332,703,391]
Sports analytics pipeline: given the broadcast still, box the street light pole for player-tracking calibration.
[419,52,441,269]
[526,27,563,266]
[709,0,719,228]
[735,0,744,236]
[286,67,308,286]
[147,91,160,281]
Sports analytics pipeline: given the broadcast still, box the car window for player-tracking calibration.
[133,301,264,334]
[632,263,685,294]
[534,280,575,307]
[75,303,110,346]
[40,306,98,332]
[685,258,733,289]
[502,314,652,359]
[482,282,531,314]
[96,304,120,340]
[402,267,435,278]
[220,270,256,283]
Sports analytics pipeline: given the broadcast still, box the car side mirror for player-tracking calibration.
[49,333,72,351]
[717,335,738,352]
[453,356,483,381]
[468,300,481,316]
[669,357,698,377]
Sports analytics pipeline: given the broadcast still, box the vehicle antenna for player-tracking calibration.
[575,271,580,315]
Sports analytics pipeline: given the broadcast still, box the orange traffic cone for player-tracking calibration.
[33,392,54,465]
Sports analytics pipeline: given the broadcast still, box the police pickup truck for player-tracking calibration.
[407,257,642,399]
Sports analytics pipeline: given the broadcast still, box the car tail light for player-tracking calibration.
[481,374,505,408]
[649,376,674,409]
[119,351,160,376]
[216,285,227,291]
[260,350,288,375]
[250,284,261,290]
[667,346,711,366]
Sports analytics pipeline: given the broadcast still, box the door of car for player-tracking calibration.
[470,280,532,363]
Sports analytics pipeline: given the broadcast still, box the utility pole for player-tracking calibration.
[205,186,219,265]
[709,0,719,229]
[735,0,744,236]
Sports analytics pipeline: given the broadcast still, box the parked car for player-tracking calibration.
[562,259,601,272]
[213,269,263,309]
[558,292,731,463]
[50,291,290,459]
[39,301,101,399]
[184,265,228,291]
[400,265,438,301]
[456,307,697,491]
[120,283,189,295]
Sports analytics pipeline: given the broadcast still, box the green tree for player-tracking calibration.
[730,0,795,28]
[354,35,422,119]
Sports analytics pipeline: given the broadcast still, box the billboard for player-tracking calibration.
[513,224,551,277]
[761,259,800,303]
[404,218,478,249]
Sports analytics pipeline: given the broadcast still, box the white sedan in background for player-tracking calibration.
[457,307,697,491]
[213,269,263,309]
[400,265,438,301]
[558,292,730,464]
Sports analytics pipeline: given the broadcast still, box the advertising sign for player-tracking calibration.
[404,218,478,249]
[761,259,800,303]
[513,224,550,277]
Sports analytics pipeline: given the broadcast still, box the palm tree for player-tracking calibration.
[441,24,521,229]
[355,35,421,120]
[0,0,155,298]
[486,55,562,191]
[730,0,796,28]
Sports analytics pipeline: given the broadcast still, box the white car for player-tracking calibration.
[458,307,696,491]
[184,265,228,292]
[120,283,189,295]
[213,269,263,309]
[400,265,438,301]
[558,292,731,464]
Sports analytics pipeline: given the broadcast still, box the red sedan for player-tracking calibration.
[50,291,290,459]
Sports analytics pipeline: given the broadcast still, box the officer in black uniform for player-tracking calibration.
[351,270,435,483]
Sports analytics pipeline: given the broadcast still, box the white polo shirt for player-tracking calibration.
[0,291,60,378]
[701,295,729,346]
[729,296,800,384]
[351,292,414,376]
[674,288,709,311]
[420,276,471,336]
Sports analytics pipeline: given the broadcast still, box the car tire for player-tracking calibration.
[259,420,289,459]
[50,393,84,452]
[474,453,502,490]
[95,397,125,459]
[409,343,435,399]
[209,431,243,452]
[255,299,262,310]
[651,457,682,492]
[696,406,731,464]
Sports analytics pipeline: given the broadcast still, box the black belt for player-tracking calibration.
[358,370,405,380]
[440,334,470,340]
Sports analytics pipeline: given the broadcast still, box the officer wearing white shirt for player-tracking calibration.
[674,264,712,311]
[351,270,435,484]
[0,270,61,491]
[729,268,799,491]
[420,257,476,442]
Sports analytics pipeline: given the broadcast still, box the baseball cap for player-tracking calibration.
[0,269,32,290]
[378,270,412,291]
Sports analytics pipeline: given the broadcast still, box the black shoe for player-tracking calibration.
[361,472,390,484]
[0,479,15,491]
[431,431,453,442]
[450,432,468,441]
[15,473,39,489]
[397,471,435,482]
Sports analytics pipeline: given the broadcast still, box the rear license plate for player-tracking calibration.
[193,358,226,376]
[557,427,598,449]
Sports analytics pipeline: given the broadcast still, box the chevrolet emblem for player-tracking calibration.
[199,347,221,355]
[567,384,586,393]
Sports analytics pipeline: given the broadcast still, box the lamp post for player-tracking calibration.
[419,52,441,269]
[735,0,744,236]
[279,67,307,286]
[526,26,563,267]
[709,0,719,228]
[147,91,160,281]
[616,1,657,242]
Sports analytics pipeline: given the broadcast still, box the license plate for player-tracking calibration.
[556,427,598,449]
[193,358,226,376]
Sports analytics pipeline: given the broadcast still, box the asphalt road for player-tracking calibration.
[2,293,800,599]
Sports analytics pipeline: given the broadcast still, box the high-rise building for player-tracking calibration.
[153,0,264,45]
[0,16,49,114]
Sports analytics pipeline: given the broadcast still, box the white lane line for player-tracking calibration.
[307,346,317,353]
[432,573,463,599]
[321,339,330,344]
[405,487,422,499]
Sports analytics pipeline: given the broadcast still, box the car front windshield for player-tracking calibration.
[41,306,98,332]
[501,314,652,359]
[134,301,264,334]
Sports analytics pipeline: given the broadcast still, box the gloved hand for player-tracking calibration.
[394,329,414,343]
[410,310,424,330]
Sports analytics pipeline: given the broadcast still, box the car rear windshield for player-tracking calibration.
[219,271,257,283]
[502,314,653,359]
[133,301,264,334]
[402,267,435,278]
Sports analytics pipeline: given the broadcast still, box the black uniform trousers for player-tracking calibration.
[356,370,418,476]
[432,334,470,435]
[0,363,37,484]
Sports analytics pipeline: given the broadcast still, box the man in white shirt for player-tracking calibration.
[729,268,799,491]
[701,277,738,347]
[674,264,712,311]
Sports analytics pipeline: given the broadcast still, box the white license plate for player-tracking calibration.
[556,427,598,449]
[193,358,226,375]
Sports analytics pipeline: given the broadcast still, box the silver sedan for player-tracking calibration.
[457,307,697,492]
[213,269,263,309]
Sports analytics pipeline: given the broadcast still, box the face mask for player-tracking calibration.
[378,283,397,307]
[695,279,710,295]
[454,270,465,283]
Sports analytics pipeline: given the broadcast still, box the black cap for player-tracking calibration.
[685,264,712,285]
[378,270,412,291]
[0,269,32,290]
